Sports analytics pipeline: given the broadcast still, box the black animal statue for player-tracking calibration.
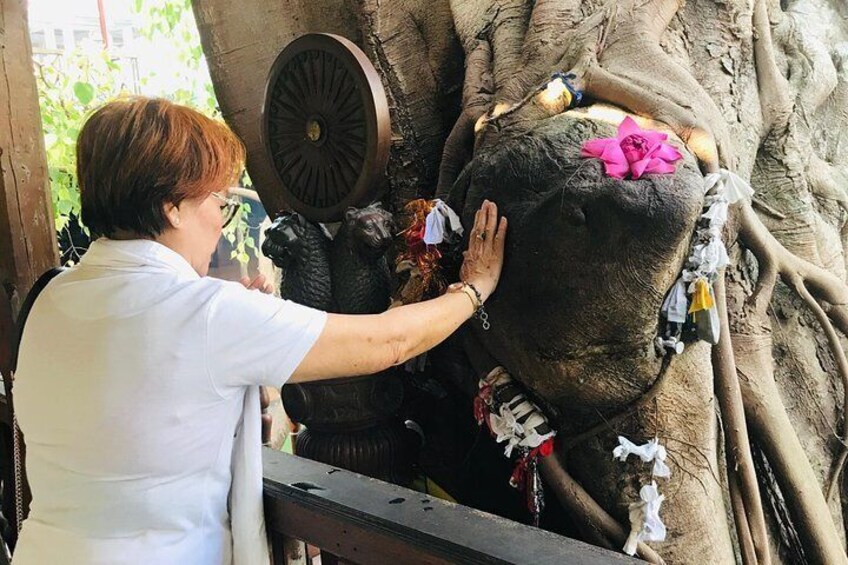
[261,211,333,311]
[330,203,395,315]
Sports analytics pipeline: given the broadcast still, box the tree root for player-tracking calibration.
[435,40,493,197]
[521,0,583,71]
[733,334,848,565]
[753,0,793,139]
[578,63,720,169]
[737,203,848,505]
[728,469,758,565]
[593,0,731,165]
[713,277,773,565]
[487,0,531,101]
[794,281,848,501]
[748,5,848,501]
[540,455,666,564]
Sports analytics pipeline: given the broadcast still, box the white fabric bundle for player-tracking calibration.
[481,367,555,457]
[689,239,730,280]
[423,199,464,245]
[624,482,667,556]
[704,169,755,204]
[660,279,688,324]
[612,436,671,479]
[658,169,755,348]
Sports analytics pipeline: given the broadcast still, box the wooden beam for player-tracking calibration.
[263,449,639,564]
[0,0,59,318]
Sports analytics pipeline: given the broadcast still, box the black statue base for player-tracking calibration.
[283,371,415,485]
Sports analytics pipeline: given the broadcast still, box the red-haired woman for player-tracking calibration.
[12,97,506,564]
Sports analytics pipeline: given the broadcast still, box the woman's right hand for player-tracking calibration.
[459,199,507,302]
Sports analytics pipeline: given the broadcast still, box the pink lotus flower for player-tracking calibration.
[580,116,683,180]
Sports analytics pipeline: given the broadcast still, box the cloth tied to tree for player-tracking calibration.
[423,199,464,245]
[613,436,672,479]
[396,198,463,303]
[613,437,671,555]
[657,169,755,352]
[624,482,667,556]
[474,366,556,525]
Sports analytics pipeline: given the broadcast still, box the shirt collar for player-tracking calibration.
[80,238,201,281]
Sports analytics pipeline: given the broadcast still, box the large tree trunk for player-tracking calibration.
[194,0,848,562]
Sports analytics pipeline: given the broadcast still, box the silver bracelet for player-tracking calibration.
[464,282,490,330]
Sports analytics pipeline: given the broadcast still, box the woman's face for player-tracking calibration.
[169,189,234,276]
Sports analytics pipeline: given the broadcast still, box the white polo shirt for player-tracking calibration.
[13,238,327,564]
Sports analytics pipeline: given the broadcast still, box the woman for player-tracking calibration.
[13,96,506,564]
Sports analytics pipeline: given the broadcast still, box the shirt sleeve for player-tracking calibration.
[205,281,328,393]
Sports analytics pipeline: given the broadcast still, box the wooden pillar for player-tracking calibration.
[0,0,59,319]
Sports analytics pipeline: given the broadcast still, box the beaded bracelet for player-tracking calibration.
[464,281,490,330]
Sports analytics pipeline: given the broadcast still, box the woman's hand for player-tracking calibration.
[460,200,507,302]
[240,273,275,295]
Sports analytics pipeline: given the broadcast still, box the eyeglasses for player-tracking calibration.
[211,192,241,229]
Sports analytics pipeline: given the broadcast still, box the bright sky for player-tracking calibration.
[28,0,213,103]
[29,0,139,27]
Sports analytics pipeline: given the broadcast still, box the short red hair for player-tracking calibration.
[77,96,245,238]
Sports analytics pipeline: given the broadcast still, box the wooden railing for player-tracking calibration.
[262,448,638,565]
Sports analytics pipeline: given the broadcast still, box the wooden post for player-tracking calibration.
[0,0,59,320]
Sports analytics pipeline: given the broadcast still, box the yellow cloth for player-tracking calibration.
[688,279,714,317]
[409,475,456,503]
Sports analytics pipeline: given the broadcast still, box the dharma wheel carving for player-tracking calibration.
[262,33,391,222]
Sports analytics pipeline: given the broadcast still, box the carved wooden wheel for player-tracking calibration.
[262,33,391,223]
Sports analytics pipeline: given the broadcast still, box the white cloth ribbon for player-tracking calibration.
[423,199,464,245]
[689,239,730,279]
[482,367,556,458]
[660,169,754,343]
[623,481,667,556]
[701,198,728,229]
[704,169,755,204]
[613,436,671,478]
[661,278,688,324]
[230,386,270,564]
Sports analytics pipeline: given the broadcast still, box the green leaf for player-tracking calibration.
[72,81,95,105]
[55,215,68,232]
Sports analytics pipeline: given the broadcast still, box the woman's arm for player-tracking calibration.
[290,199,507,383]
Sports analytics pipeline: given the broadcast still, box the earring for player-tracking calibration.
[174,215,181,226]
